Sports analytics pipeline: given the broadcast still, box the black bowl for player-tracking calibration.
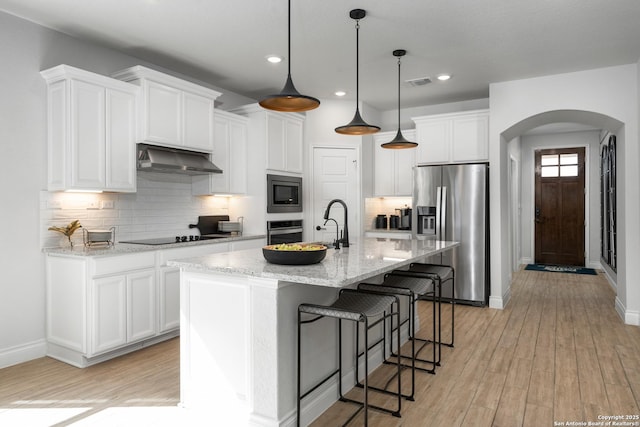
[262,243,327,265]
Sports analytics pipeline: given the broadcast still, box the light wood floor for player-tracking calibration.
[1,268,638,426]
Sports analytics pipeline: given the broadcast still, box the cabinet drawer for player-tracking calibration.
[92,252,156,276]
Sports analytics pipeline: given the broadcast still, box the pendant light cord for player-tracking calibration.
[287,0,291,77]
[397,56,401,128]
[355,19,360,111]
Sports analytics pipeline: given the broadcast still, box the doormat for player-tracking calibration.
[525,264,597,275]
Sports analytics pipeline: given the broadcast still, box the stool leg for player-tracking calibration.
[297,310,302,427]
[363,318,369,426]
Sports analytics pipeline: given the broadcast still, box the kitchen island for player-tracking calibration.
[169,237,458,427]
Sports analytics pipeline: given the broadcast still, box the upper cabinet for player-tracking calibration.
[41,65,138,192]
[231,104,305,174]
[372,130,416,196]
[413,109,489,164]
[112,66,221,152]
[192,110,249,195]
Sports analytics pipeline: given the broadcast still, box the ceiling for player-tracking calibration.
[2,0,640,111]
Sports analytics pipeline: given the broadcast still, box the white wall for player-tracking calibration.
[489,64,640,325]
[519,130,602,268]
[0,11,254,367]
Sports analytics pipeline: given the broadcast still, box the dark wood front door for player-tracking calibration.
[534,147,586,266]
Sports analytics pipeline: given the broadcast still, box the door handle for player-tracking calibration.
[535,207,541,223]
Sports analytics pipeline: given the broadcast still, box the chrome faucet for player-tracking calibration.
[323,199,350,248]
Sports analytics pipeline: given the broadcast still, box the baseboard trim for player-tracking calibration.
[489,285,510,309]
[0,339,47,369]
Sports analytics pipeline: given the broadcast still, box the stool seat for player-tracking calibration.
[300,292,396,321]
[409,264,453,281]
[359,274,434,297]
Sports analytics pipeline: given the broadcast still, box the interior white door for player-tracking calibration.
[312,147,359,244]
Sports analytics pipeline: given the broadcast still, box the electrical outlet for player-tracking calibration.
[101,200,115,209]
[48,200,62,209]
[87,201,100,210]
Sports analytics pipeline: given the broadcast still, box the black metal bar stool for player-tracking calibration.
[408,262,456,360]
[297,289,402,427]
[357,271,436,401]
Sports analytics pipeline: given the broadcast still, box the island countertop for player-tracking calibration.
[168,237,458,287]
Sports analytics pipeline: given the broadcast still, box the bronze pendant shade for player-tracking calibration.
[259,0,320,112]
[335,9,380,135]
[381,49,418,149]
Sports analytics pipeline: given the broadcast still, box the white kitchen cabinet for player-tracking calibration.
[413,109,489,164]
[41,65,137,192]
[112,65,221,152]
[231,104,305,174]
[46,251,162,367]
[91,269,156,354]
[192,110,249,195]
[372,130,416,196]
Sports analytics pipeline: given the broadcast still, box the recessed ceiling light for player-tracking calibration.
[335,90,346,97]
[266,55,283,64]
[437,74,452,81]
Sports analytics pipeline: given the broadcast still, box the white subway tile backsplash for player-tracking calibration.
[40,172,231,248]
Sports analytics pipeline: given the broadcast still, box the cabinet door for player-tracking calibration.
[159,267,180,332]
[183,91,214,151]
[210,115,231,193]
[285,118,303,173]
[228,119,248,193]
[373,143,394,196]
[394,144,416,196]
[451,113,489,162]
[266,114,286,171]
[415,120,451,164]
[106,87,136,191]
[127,269,156,342]
[70,80,106,189]
[91,275,127,355]
[145,81,182,146]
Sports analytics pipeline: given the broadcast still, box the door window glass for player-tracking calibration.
[540,153,579,177]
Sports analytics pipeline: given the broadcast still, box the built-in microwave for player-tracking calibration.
[267,174,302,213]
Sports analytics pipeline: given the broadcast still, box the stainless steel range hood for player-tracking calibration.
[137,144,222,175]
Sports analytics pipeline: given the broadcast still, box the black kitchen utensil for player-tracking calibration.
[189,215,230,235]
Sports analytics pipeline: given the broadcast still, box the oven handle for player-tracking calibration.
[268,228,303,236]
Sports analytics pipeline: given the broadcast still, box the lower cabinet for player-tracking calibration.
[91,269,156,354]
[46,237,265,367]
[46,251,168,368]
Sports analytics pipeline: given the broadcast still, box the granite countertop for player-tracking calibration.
[43,234,266,258]
[168,237,459,288]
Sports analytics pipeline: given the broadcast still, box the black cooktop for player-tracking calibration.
[120,234,229,245]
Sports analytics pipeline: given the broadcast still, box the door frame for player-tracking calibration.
[307,144,362,243]
[528,143,591,266]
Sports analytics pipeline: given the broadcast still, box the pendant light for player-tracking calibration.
[259,0,320,112]
[381,50,418,149]
[335,9,380,135]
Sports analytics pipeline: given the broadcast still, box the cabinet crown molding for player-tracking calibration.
[230,103,305,121]
[112,65,222,99]
[411,108,489,124]
[40,64,138,93]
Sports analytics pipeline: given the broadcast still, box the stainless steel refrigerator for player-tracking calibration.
[413,163,489,306]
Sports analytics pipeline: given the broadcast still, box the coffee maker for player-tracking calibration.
[396,206,412,230]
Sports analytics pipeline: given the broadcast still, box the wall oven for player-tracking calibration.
[267,174,302,213]
[267,220,303,245]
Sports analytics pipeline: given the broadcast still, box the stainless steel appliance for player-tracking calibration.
[267,220,303,245]
[414,163,489,305]
[396,206,412,230]
[267,174,302,213]
[137,143,222,175]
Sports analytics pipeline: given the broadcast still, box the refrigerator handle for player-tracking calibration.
[440,186,447,240]
[436,186,442,239]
